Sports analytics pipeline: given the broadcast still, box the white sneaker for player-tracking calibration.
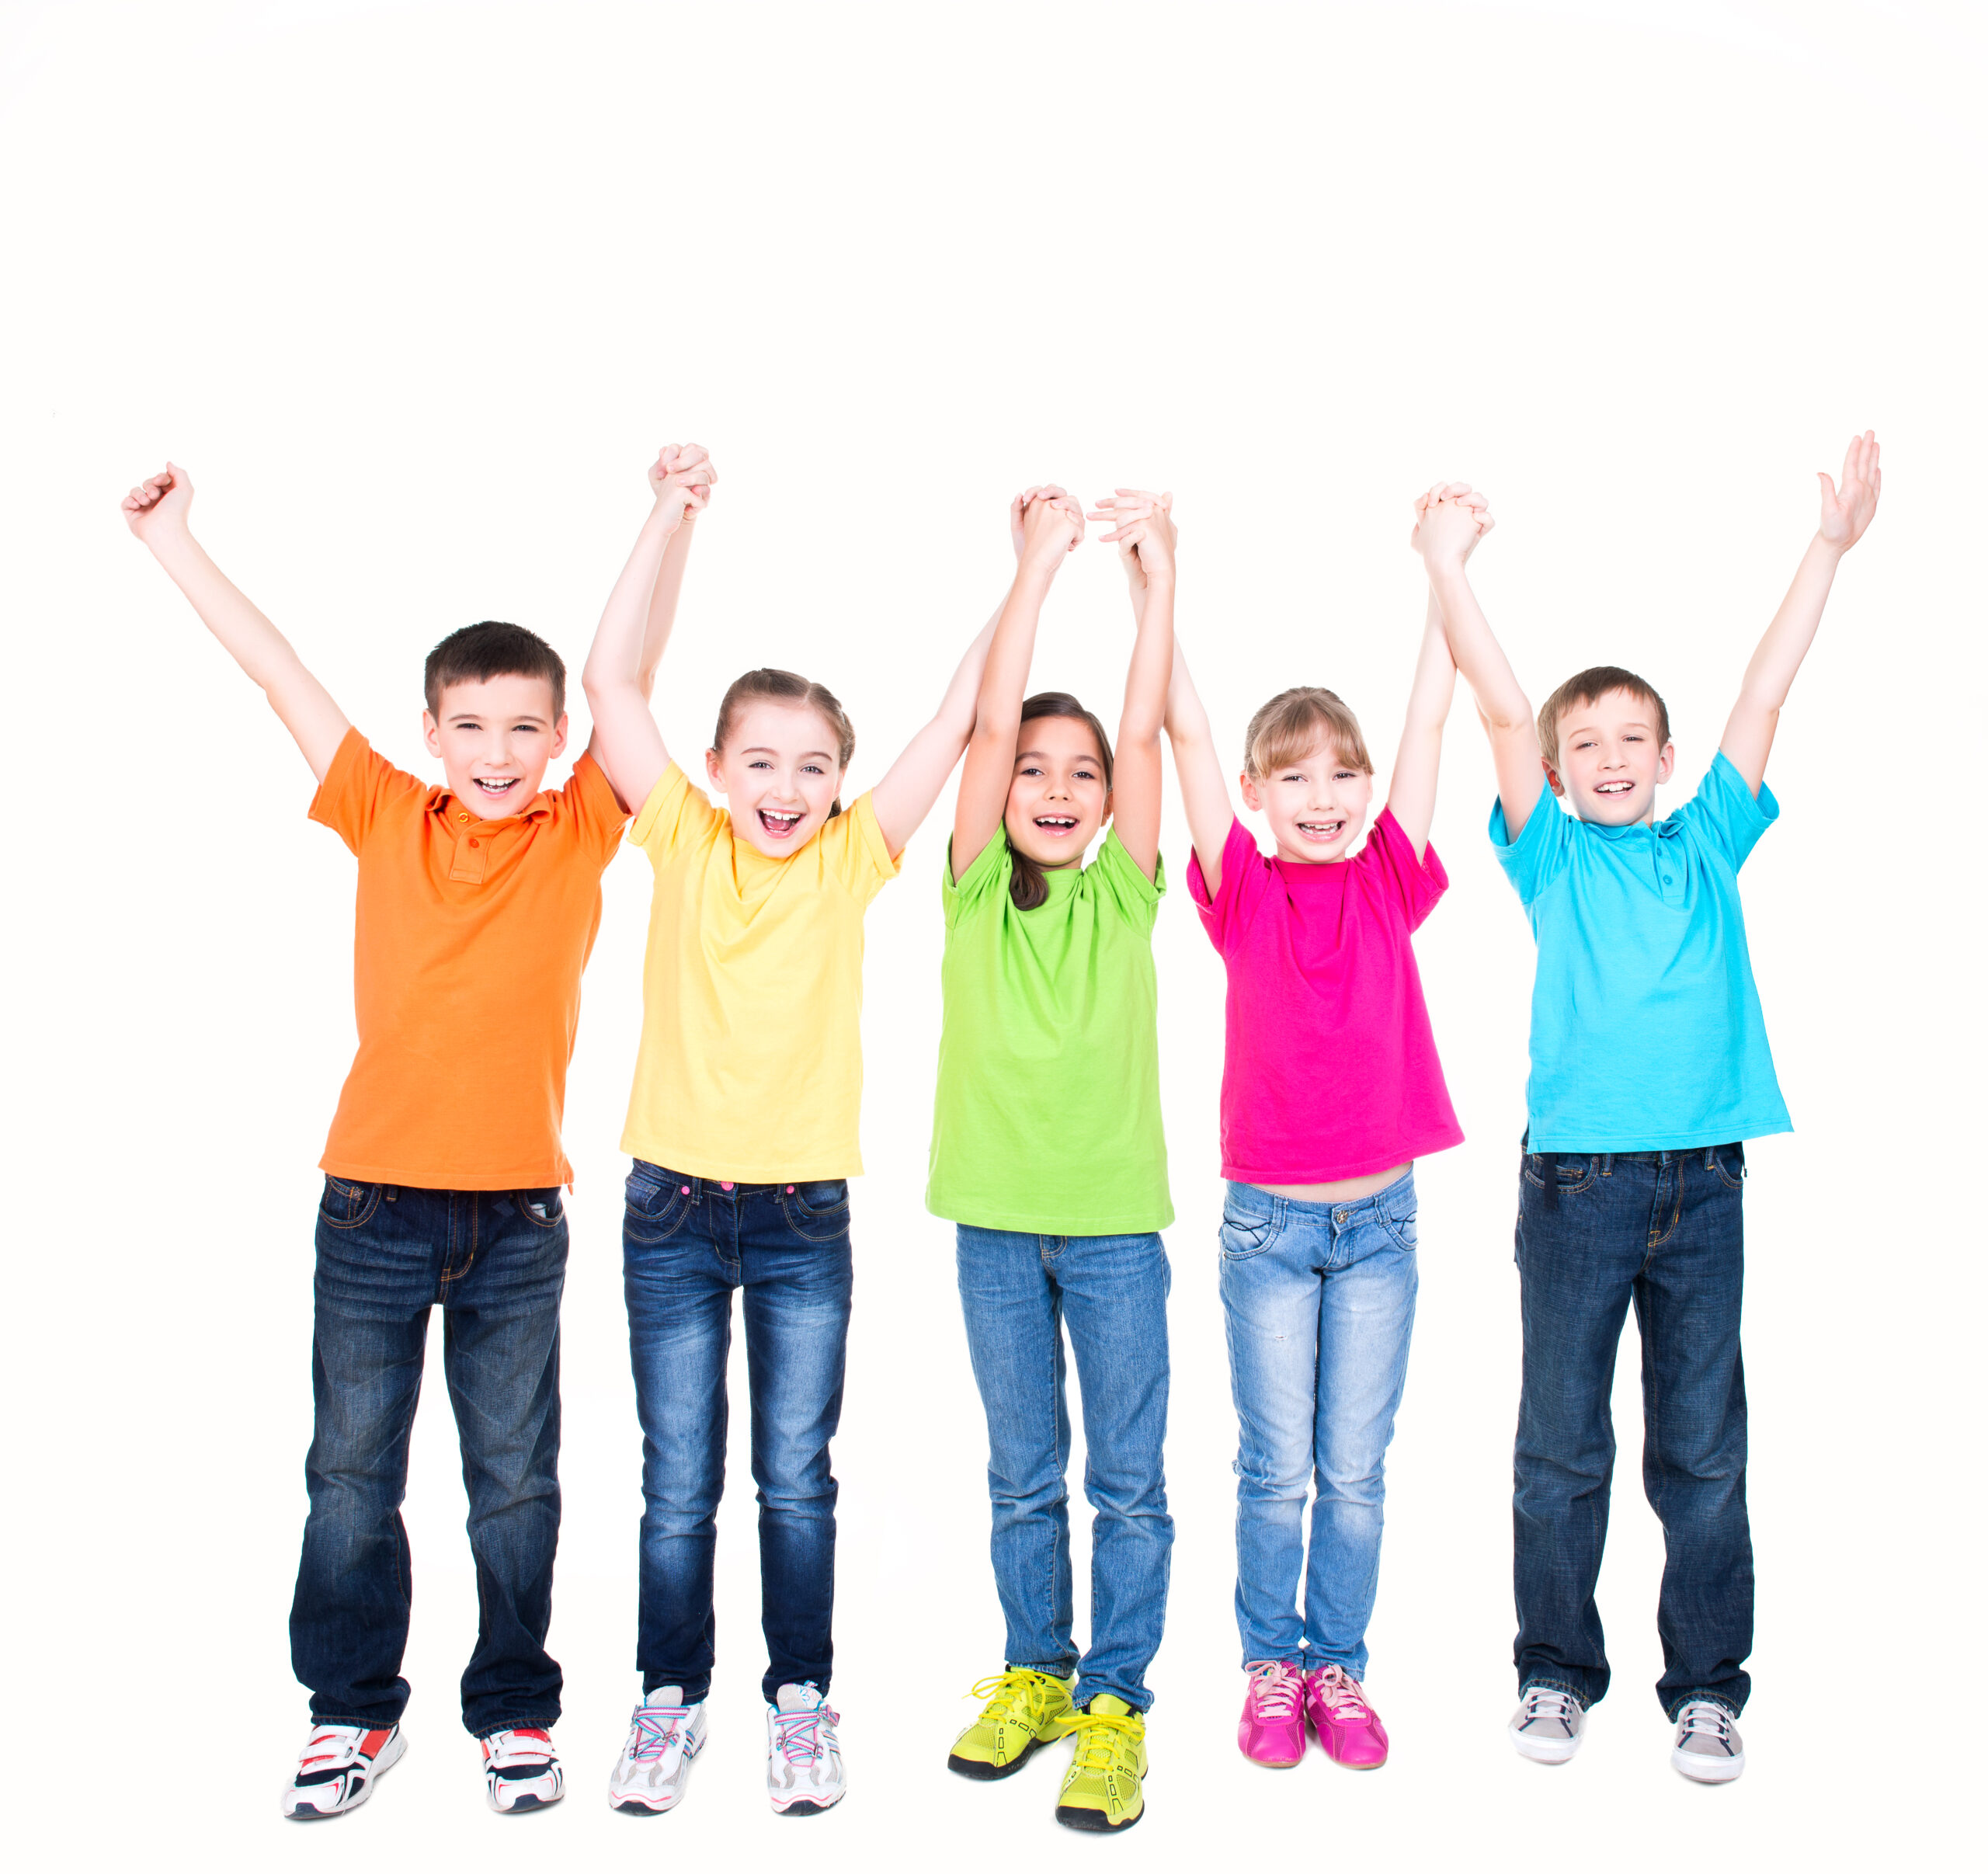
[282,1720,406,1820]
[766,1681,846,1814]
[1671,1699,1745,1783]
[609,1685,709,1813]
[1508,1686,1586,1764]
[480,1727,565,1812]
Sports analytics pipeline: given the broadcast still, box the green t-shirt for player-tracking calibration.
[926,828,1173,1235]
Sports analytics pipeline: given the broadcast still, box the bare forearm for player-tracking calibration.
[1736,532,1843,716]
[584,504,679,699]
[1428,561,1530,731]
[1163,641,1235,888]
[1386,597,1458,856]
[1119,575,1175,746]
[635,519,699,703]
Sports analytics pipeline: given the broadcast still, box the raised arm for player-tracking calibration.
[1720,431,1881,796]
[1383,589,1461,861]
[1088,489,1175,881]
[123,464,350,781]
[1416,485,1541,837]
[951,489,1085,881]
[581,444,714,812]
[871,486,1067,857]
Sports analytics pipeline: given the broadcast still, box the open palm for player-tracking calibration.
[1819,430,1881,550]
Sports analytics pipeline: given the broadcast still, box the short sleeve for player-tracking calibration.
[1088,829,1165,932]
[561,750,632,866]
[631,763,721,869]
[1187,817,1268,956]
[942,828,1014,927]
[822,792,901,904]
[1672,751,1780,872]
[1357,808,1448,934]
[308,728,425,856]
[1490,790,1573,907]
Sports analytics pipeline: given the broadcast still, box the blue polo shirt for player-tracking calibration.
[1491,751,1790,1152]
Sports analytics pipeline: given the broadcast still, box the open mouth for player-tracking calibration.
[474,777,520,800]
[1594,781,1635,797]
[1033,815,1079,839]
[758,808,805,839]
[1295,817,1347,842]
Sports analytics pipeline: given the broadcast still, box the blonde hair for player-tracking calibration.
[1537,666,1670,771]
[1242,686,1373,781]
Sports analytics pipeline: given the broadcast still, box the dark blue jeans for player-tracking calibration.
[624,1164,854,1705]
[290,1179,568,1737]
[1513,1142,1753,1719]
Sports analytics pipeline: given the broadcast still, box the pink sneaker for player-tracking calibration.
[1238,1661,1308,1768]
[1304,1664,1388,1768]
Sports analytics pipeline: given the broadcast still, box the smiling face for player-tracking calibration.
[1239,737,1375,864]
[1546,687,1676,825]
[423,673,568,820]
[706,700,847,858]
[1003,714,1111,870]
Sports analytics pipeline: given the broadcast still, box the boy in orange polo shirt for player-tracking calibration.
[123,447,714,1820]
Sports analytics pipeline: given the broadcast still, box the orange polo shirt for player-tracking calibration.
[309,728,627,1190]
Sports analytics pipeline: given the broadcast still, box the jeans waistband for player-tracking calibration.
[1521,1139,1740,1169]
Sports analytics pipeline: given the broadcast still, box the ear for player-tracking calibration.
[1656,740,1676,784]
[1542,756,1565,798]
[549,711,570,761]
[422,709,443,760]
[1238,770,1263,812]
[704,747,726,793]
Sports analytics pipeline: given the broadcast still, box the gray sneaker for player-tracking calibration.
[607,1686,707,1813]
[1508,1686,1585,1764]
[1670,1699,1744,1783]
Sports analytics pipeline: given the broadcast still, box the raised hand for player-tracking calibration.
[1017,486,1085,569]
[1009,484,1083,560]
[122,463,193,541]
[1818,430,1881,552]
[648,443,717,531]
[1411,482,1493,568]
[1089,488,1176,588]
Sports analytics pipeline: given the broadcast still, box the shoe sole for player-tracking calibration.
[771,1792,845,1815]
[283,1729,408,1820]
[1056,1802,1143,1832]
[493,1790,563,1813]
[948,1737,1047,1780]
[1510,1730,1581,1765]
[1672,1751,1744,1785]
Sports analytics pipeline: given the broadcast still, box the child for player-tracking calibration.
[121,454,680,1819]
[933,485,1173,1834]
[1423,434,1882,1783]
[1159,485,1485,1771]
[580,451,1017,1819]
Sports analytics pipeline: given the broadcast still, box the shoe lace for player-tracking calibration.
[1523,1687,1579,1725]
[967,1668,1056,1723]
[1309,1663,1373,1719]
[1677,1701,1733,1745]
[630,1703,689,1762]
[1066,1709,1142,1775]
[1246,1660,1302,1720]
[773,1702,839,1766]
[299,1724,364,1771]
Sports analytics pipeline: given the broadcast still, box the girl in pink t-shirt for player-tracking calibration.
[1145,483,1489,1773]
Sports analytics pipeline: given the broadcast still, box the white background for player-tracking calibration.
[4,2,1981,1869]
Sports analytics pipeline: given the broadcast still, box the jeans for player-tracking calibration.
[954,1226,1173,1712]
[290,1179,568,1737]
[624,1163,853,1705]
[1218,1171,1419,1677]
[1513,1141,1753,1718]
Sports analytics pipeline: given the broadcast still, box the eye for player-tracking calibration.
[802,763,825,775]
[1018,764,1043,777]
[1073,767,1097,782]
[750,758,773,770]
[1336,770,1356,781]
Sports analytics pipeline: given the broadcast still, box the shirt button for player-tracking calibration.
[455,810,468,822]
[468,838,480,849]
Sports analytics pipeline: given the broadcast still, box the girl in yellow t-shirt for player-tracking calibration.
[579,443,1021,1818]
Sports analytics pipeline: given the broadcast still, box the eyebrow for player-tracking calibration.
[1014,749,1100,765]
[740,745,836,761]
[449,713,548,725]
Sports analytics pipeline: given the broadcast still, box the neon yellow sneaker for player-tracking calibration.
[947,1670,1076,1780]
[1055,1695,1147,1832]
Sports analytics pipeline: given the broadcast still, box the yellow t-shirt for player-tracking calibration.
[621,763,900,1180]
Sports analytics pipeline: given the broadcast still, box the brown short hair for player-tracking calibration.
[1242,687,1373,781]
[424,621,565,718]
[1538,666,1670,770]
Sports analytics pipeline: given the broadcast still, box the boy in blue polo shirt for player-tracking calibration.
[1417,436,1882,1783]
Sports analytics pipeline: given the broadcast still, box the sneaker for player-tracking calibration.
[1055,1695,1147,1832]
[609,1685,708,1813]
[282,1720,406,1820]
[949,1667,1077,1779]
[1508,1685,1585,1764]
[1671,1699,1744,1784]
[1238,1661,1307,1768]
[1303,1662,1388,1768]
[766,1682,846,1815]
[481,1728,564,1812]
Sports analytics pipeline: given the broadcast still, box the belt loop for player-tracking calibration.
[1601,1154,1613,1177]
[1703,1146,1715,1172]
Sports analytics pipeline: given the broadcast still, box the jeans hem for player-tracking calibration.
[1517,1674,1592,1709]
[468,1711,562,1739]
[1075,1682,1151,1715]
[1009,1660,1079,1681]
[1662,1687,1746,1723]
[307,1709,407,1730]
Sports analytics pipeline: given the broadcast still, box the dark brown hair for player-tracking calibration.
[424,621,565,718]
[1538,665,1671,770]
[1006,690,1114,912]
[712,667,857,816]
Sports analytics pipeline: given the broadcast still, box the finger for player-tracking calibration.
[1817,471,1837,506]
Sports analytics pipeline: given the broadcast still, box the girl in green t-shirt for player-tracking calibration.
[931,485,1177,1834]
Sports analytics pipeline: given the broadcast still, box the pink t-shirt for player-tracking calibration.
[1188,812,1462,1185]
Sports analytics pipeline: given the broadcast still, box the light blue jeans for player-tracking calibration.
[1219,1170,1418,1675]
[955,1226,1174,1712]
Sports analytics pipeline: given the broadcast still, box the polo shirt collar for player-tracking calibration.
[427,784,555,826]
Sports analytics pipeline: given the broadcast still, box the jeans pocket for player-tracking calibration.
[1381,1208,1420,1253]
[1218,1198,1279,1260]
[518,1187,565,1228]
[780,1179,851,1243]
[1521,1154,1595,1198]
[624,1163,693,1244]
[1712,1143,1746,1191]
[318,1176,383,1231]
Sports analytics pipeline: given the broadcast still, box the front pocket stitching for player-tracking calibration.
[319,1180,382,1231]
